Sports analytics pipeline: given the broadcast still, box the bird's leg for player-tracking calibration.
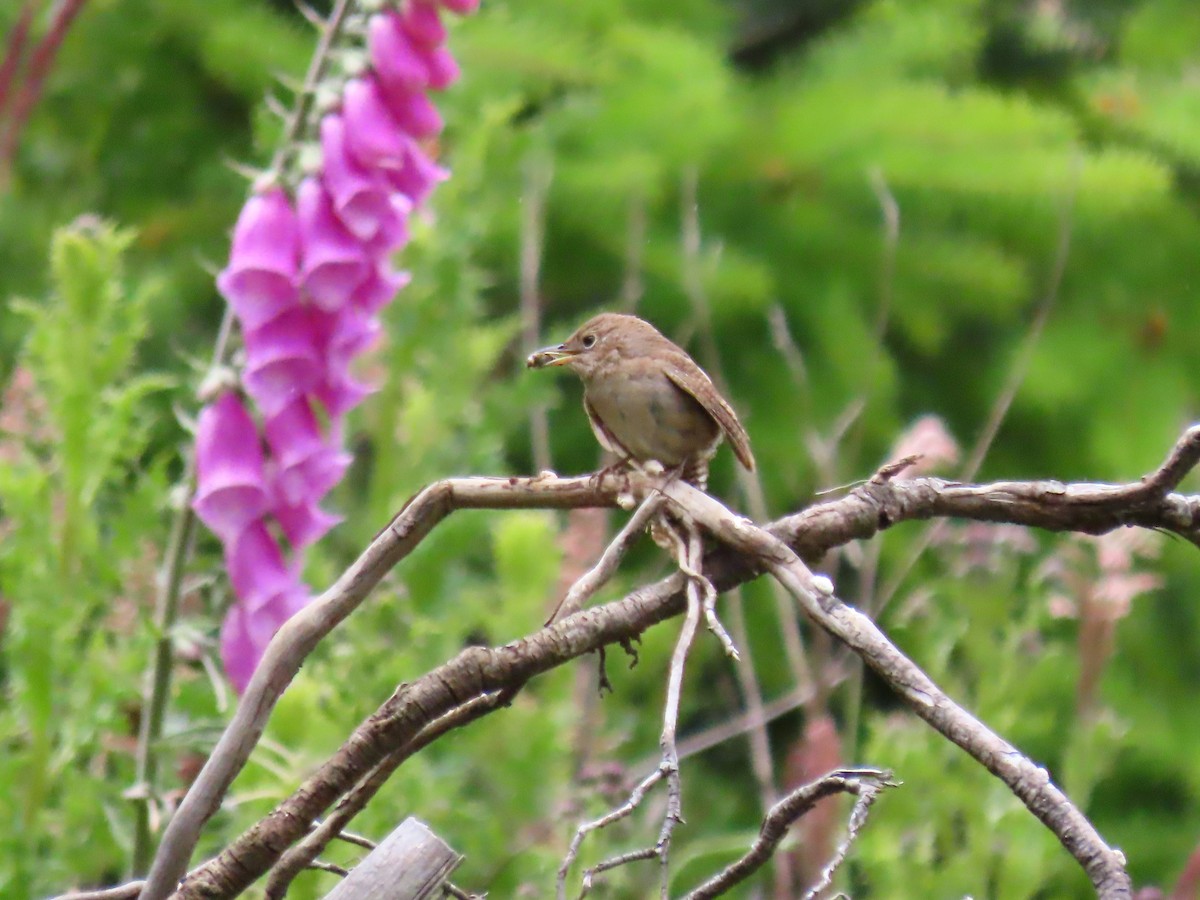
[588,456,636,494]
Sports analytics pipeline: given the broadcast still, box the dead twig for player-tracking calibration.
[557,525,706,899]
[661,479,1133,899]
[264,688,522,898]
[546,492,663,625]
[138,424,1200,898]
[680,768,895,900]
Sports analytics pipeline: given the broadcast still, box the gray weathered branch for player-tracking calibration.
[135,426,1200,899]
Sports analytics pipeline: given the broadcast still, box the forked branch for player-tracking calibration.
[136,427,1200,898]
[680,767,895,900]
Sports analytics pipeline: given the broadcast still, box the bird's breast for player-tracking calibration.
[584,368,720,466]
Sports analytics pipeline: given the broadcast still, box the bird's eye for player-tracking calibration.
[581,333,597,349]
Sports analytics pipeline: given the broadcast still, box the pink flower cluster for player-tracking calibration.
[192,0,477,692]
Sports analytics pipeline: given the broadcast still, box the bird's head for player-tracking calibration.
[526,313,662,380]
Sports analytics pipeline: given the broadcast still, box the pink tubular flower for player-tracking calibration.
[203,0,477,692]
[423,46,461,91]
[315,370,375,420]
[342,77,411,172]
[242,307,323,416]
[220,578,310,692]
[438,0,481,14]
[352,265,411,314]
[192,392,270,541]
[370,12,430,95]
[219,605,260,693]
[320,115,397,243]
[386,140,449,208]
[220,522,311,692]
[263,397,352,507]
[382,88,444,139]
[297,177,370,310]
[399,1,448,46]
[225,519,296,605]
[216,187,300,330]
[327,306,383,368]
[362,196,413,258]
[370,10,461,94]
[273,496,343,548]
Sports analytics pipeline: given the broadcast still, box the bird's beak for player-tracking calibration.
[526,344,575,368]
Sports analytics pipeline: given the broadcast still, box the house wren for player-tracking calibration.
[527,313,755,486]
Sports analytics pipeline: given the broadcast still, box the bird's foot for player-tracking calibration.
[589,458,637,495]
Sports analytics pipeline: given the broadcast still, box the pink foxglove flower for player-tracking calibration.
[438,0,481,14]
[216,188,300,330]
[192,392,270,541]
[370,12,431,95]
[382,88,444,139]
[352,265,411,314]
[264,398,352,507]
[219,604,264,693]
[205,0,477,692]
[242,307,323,416]
[220,579,310,692]
[297,177,370,310]
[273,495,343,548]
[315,370,374,420]
[326,306,383,369]
[352,193,412,259]
[225,519,298,607]
[386,140,449,208]
[423,46,461,91]
[343,77,411,172]
[320,115,397,243]
[399,1,448,47]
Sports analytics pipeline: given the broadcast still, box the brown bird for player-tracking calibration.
[527,312,755,487]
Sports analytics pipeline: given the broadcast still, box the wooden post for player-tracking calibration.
[323,817,462,900]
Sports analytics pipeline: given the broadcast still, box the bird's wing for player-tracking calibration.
[663,361,756,471]
[583,395,630,459]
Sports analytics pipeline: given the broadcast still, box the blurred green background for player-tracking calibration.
[2,0,1200,896]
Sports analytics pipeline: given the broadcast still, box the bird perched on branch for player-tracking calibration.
[527,312,755,488]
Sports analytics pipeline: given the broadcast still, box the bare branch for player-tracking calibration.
[561,764,665,900]
[671,683,832,766]
[557,527,706,899]
[293,0,325,28]
[142,426,1200,897]
[306,860,349,878]
[143,471,629,899]
[0,0,89,180]
[677,175,806,894]
[618,190,647,312]
[546,492,663,625]
[333,830,376,851]
[680,768,894,900]
[264,688,521,898]
[57,884,144,900]
[0,0,41,123]
[773,424,1200,558]
[661,479,1133,899]
[801,772,889,899]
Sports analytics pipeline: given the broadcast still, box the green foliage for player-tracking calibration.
[2,0,1200,896]
[0,221,171,895]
